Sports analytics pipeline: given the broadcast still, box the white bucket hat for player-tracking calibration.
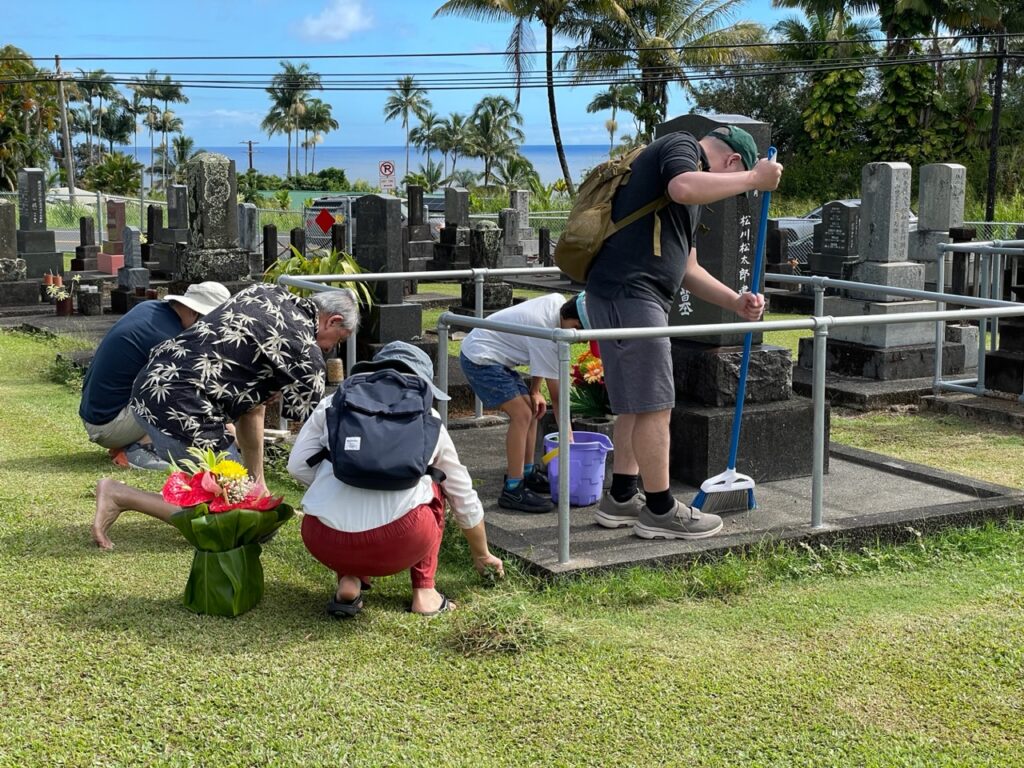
[164,282,231,316]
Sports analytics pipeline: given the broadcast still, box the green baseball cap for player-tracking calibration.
[704,125,758,170]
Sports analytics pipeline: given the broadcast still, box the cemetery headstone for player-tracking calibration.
[498,208,526,267]
[262,224,278,271]
[113,226,150,312]
[177,153,250,283]
[0,199,37,305]
[14,169,62,279]
[455,220,512,315]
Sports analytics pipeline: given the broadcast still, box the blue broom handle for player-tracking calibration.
[726,146,777,470]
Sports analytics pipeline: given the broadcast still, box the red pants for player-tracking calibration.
[300,484,446,590]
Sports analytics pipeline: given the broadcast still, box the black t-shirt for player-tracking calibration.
[585,132,705,310]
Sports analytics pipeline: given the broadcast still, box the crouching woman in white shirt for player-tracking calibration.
[287,341,504,618]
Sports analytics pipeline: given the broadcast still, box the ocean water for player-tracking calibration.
[155,144,613,189]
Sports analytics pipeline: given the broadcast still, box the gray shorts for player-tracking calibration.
[586,293,674,413]
[134,414,241,465]
[82,405,147,450]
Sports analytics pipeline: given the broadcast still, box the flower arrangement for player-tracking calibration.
[46,274,80,301]
[162,447,294,617]
[569,350,611,419]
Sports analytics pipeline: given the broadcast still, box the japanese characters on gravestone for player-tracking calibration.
[15,168,63,279]
[353,194,422,350]
[0,198,37,306]
[807,200,861,282]
[653,114,818,489]
[179,154,249,283]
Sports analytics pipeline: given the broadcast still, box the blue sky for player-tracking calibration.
[5,0,790,148]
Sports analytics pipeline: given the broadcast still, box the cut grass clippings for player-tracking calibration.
[1,327,1023,766]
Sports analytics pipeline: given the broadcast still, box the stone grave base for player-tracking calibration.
[178,248,251,282]
[797,338,965,380]
[356,303,424,355]
[983,350,1024,396]
[668,396,826,489]
[22,253,64,279]
[97,253,124,275]
[671,340,790,407]
[0,280,40,306]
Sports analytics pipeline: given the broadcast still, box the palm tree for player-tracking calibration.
[447,168,479,188]
[435,0,625,195]
[410,110,443,171]
[435,111,470,182]
[466,95,524,189]
[261,102,294,175]
[153,75,189,185]
[568,0,764,140]
[491,153,541,192]
[130,70,162,193]
[383,75,432,180]
[151,110,183,190]
[77,69,117,162]
[403,157,444,192]
[586,83,639,154]
[300,98,338,174]
[267,62,321,178]
[155,134,203,184]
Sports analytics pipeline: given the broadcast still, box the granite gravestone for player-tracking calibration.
[908,164,965,291]
[237,202,262,278]
[178,154,250,283]
[510,189,538,260]
[498,208,526,267]
[796,161,965,383]
[353,194,422,353]
[0,198,37,305]
[142,204,163,264]
[454,221,512,316]
[653,114,824,488]
[403,186,433,295]
[152,184,190,276]
[14,169,63,279]
[112,226,150,313]
[70,216,100,272]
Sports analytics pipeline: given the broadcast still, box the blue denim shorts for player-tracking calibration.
[459,351,529,409]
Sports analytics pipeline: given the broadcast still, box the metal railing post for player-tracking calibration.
[474,269,485,419]
[95,190,103,240]
[557,338,572,565]
[934,243,946,391]
[978,254,990,389]
[438,319,450,427]
[811,316,829,529]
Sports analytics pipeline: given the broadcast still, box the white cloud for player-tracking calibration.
[298,0,374,42]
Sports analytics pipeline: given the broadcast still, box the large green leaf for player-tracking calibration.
[168,504,295,552]
[182,544,265,617]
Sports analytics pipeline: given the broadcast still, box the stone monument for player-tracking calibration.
[98,200,126,275]
[15,168,63,279]
[111,226,150,313]
[0,198,37,305]
[71,217,100,272]
[654,113,824,488]
[430,187,472,270]
[152,184,190,277]
[451,220,513,318]
[177,154,250,283]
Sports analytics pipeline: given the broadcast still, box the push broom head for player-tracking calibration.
[690,467,757,513]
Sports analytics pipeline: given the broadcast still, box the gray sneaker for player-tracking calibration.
[633,499,724,540]
[594,491,646,529]
[125,442,171,472]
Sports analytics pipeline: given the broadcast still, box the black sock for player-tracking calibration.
[610,473,639,503]
[646,489,675,516]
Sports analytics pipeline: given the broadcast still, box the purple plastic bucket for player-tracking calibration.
[543,431,614,506]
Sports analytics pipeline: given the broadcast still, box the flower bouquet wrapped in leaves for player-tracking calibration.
[569,350,611,419]
[162,448,293,617]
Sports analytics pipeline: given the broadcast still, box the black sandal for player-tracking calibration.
[326,593,363,619]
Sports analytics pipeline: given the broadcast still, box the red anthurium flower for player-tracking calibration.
[162,471,215,507]
[199,470,225,497]
[208,491,284,513]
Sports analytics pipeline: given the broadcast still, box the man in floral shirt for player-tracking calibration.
[91,283,360,550]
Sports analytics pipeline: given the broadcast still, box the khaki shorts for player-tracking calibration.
[82,406,146,450]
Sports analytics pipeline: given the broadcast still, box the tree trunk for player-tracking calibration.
[546,25,575,196]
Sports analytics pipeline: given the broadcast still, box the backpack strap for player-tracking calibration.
[427,466,446,484]
[609,194,669,236]
[305,446,330,468]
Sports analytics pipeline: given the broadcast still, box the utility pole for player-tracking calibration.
[54,55,76,206]
[240,140,260,172]
[984,33,1006,223]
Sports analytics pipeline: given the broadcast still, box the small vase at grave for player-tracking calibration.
[326,358,345,384]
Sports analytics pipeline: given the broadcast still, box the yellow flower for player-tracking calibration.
[212,459,248,480]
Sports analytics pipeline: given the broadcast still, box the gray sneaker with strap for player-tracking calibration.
[594,491,646,529]
[633,499,724,540]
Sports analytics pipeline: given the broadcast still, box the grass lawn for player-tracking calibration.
[1,328,1023,766]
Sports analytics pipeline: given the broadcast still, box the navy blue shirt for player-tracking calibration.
[79,301,185,425]
[586,132,705,311]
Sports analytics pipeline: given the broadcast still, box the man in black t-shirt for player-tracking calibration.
[586,126,783,541]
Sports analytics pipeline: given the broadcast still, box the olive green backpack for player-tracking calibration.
[554,145,668,282]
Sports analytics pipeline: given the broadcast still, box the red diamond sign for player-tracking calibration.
[314,208,336,234]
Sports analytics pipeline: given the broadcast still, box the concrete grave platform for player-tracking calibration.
[445,419,1023,576]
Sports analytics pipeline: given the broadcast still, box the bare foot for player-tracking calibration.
[335,575,362,603]
[411,587,456,615]
[92,478,124,550]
